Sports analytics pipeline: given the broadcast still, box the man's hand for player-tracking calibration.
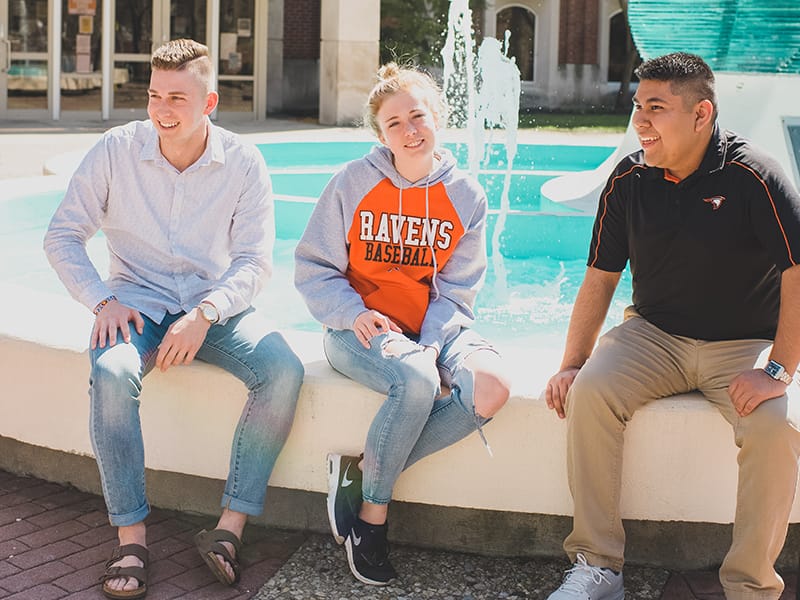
[155,309,211,372]
[352,310,402,348]
[92,300,144,349]
[545,367,580,419]
[728,368,789,417]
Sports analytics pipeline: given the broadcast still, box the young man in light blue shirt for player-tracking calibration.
[44,39,303,599]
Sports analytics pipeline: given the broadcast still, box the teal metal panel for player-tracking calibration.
[628,0,800,74]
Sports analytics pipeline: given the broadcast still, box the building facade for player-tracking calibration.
[481,0,637,110]
[0,0,631,123]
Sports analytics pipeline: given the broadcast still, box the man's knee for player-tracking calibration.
[90,345,142,397]
[566,364,642,431]
[740,397,800,449]
[568,367,615,409]
[249,332,305,391]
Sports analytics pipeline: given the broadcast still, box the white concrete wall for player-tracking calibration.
[3,276,799,524]
[716,72,800,191]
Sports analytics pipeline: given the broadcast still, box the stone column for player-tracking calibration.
[319,0,379,126]
[266,0,284,113]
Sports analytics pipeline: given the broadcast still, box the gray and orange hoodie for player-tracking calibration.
[294,144,488,354]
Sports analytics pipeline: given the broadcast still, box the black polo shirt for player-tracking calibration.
[588,125,800,341]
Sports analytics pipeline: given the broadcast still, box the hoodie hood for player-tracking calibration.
[295,139,488,351]
[364,144,458,189]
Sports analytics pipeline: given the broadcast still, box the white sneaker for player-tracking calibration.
[547,553,625,600]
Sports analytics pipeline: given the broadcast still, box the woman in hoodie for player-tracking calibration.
[294,63,510,586]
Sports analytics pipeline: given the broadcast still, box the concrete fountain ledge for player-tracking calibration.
[2,119,799,568]
[3,275,800,570]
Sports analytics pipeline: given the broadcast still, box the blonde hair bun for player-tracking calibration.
[364,62,449,135]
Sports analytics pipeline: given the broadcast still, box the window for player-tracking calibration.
[784,118,800,189]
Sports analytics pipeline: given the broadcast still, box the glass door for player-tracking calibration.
[217,0,253,114]
[59,0,104,114]
[0,0,50,116]
[111,0,207,116]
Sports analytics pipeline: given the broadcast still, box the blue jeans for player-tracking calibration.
[89,308,304,527]
[323,327,495,505]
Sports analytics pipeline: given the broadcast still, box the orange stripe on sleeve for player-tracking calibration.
[730,161,797,267]
[590,165,644,268]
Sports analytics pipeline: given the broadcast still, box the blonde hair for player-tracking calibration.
[151,39,214,93]
[364,62,448,136]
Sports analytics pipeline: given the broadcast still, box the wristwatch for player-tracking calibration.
[763,359,793,385]
[197,302,220,325]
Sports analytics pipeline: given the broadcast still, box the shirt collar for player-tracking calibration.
[696,122,727,175]
[141,121,161,162]
[140,118,225,168]
[205,122,226,166]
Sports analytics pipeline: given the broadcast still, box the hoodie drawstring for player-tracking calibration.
[424,175,440,300]
[394,170,440,301]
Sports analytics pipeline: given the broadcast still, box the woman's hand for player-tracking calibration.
[352,310,402,348]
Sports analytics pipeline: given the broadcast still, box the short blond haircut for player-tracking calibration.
[151,39,214,93]
[364,62,448,136]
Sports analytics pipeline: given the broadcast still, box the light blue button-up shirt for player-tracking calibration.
[44,119,273,324]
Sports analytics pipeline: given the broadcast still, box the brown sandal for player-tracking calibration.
[194,528,242,585]
[100,543,148,599]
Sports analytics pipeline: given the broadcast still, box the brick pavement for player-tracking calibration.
[0,470,306,600]
[1,468,797,599]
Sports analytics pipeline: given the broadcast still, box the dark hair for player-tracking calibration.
[151,39,214,92]
[635,52,717,117]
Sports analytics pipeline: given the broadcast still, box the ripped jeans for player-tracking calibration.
[322,327,497,505]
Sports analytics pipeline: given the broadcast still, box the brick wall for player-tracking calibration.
[558,0,599,65]
[284,0,320,60]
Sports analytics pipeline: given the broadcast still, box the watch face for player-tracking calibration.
[765,362,781,377]
[764,360,791,383]
[764,362,778,377]
[201,304,218,323]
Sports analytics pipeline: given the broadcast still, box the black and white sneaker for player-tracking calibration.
[326,453,362,545]
[344,518,397,586]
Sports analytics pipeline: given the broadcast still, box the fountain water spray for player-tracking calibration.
[441,0,478,161]
[441,0,521,302]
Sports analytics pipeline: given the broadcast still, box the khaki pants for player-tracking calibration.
[565,307,800,600]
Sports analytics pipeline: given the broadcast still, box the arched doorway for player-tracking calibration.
[495,6,534,81]
[607,10,640,83]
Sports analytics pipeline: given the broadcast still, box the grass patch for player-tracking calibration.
[518,111,630,132]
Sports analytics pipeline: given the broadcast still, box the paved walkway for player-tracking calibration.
[0,470,306,599]
[1,468,797,599]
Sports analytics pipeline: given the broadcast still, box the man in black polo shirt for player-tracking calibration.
[544,52,800,600]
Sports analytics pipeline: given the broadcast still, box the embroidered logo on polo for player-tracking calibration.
[703,195,726,210]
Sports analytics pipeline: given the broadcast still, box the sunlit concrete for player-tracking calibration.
[2,124,798,569]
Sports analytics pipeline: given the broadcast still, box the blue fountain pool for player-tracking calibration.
[1,140,632,347]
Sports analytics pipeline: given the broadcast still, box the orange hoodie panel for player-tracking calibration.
[346,178,465,334]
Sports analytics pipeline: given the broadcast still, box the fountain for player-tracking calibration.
[441,0,521,303]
